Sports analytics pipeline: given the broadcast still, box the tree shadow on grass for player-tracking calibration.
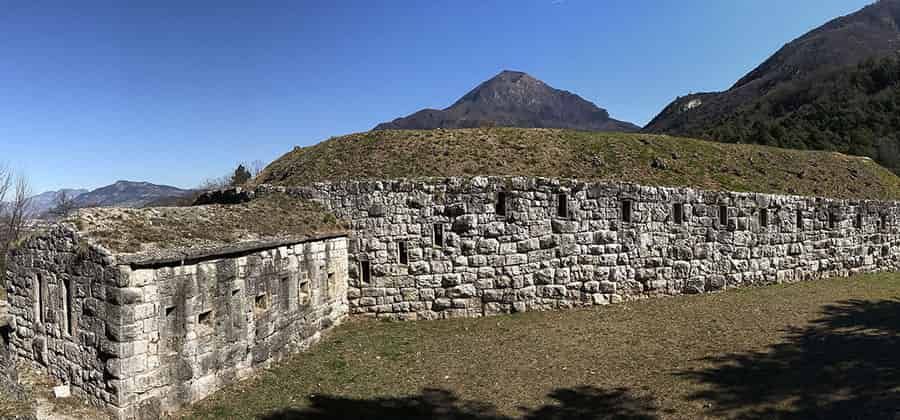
[522,386,659,420]
[262,386,659,420]
[679,298,900,419]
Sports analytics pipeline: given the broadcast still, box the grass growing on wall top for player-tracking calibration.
[71,194,346,254]
[182,272,900,419]
[257,128,900,200]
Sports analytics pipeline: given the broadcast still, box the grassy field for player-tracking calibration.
[182,273,900,419]
[257,128,900,200]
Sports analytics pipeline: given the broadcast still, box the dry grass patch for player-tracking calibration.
[70,194,346,254]
[257,128,900,200]
[182,273,900,419]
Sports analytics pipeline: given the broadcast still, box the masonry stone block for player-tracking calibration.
[6,225,349,419]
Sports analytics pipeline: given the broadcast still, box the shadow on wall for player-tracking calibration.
[262,386,659,420]
[680,298,900,419]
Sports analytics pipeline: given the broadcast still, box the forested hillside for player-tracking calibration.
[655,56,900,172]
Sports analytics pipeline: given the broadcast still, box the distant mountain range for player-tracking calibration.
[645,0,900,172]
[72,181,192,208]
[30,181,193,217]
[28,189,89,215]
[375,70,639,132]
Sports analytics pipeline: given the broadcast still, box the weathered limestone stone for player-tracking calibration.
[252,176,900,320]
[5,225,349,419]
[452,215,478,234]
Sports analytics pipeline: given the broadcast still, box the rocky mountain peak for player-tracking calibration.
[374,71,637,132]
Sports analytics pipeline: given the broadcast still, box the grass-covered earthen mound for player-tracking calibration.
[257,128,900,200]
[70,194,346,254]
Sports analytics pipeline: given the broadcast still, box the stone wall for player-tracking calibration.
[5,225,349,419]
[6,226,118,408]
[119,236,348,419]
[0,301,34,419]
[255,176,900,320]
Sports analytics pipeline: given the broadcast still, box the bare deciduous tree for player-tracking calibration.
[0,166,10,209]
[5,173,32,246]
[249,160,265,177]
[48,190,78,219]
[0,165,33,285]
[198,175,231,191]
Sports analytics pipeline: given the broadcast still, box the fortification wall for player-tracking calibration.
[258,176,900,320]
[5,226,349,419]
[0,302,33,419]
[118,236,348,419]
[5,226,119,408]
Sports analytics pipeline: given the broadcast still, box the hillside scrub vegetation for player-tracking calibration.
[257,128,900,200]
[651,55,900,174]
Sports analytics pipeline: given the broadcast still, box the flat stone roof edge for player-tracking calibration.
[115,231,348,267]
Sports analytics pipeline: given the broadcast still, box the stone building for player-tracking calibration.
[3,196,349,419]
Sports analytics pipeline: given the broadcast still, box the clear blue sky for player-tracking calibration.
[0,0,874,194]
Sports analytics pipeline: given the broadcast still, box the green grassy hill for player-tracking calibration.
[257,128,900,200]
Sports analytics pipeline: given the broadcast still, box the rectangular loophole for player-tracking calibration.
[326,271,334,297]
[829,211,838,229]
[62,278,72,335]
[855,213,863,229]
[298,280,310,306]
[719,205,728,227]
[433,223,444,247]
[557,193,568,218]
[621,200,632,223]
[35,275,43,324]
[398,241,409,265]
[255,293,268,311]
[281,276,291,308]
[881,214,888,230]
[65,279,75,335]
[759,208,768,227]
[360,259,372,284]
[496,192,507,216]
[796,209,804,230]
[198,310,212,327]
[673,203,684,225]
[164,306,179,333]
